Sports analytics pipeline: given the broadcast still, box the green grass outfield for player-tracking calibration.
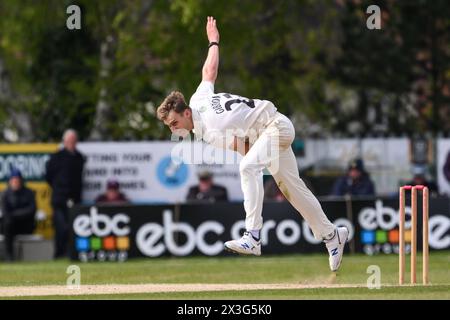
[0,252,449,299]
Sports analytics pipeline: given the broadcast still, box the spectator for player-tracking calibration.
[45,129,85,258]
[1,168,36,261]
[406,166,439,196]
[95,180,129,204]
[186,170,229,202]
[331,158,376,197]
[264,177,286,202]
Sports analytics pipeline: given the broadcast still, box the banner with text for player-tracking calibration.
[77,142,243,204]
[69,197,450,261]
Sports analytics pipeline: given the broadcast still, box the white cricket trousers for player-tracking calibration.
[239,112,335,240]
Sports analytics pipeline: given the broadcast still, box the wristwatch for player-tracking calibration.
[208,41,219,48]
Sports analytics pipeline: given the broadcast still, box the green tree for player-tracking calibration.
[0,0,98,141]
[1,0,447,141]
[334,0,450,135]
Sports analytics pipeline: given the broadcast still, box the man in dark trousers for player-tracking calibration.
[1,168,36,261]
[45,129,85,258]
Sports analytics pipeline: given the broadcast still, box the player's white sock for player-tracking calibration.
[249,230,260,241]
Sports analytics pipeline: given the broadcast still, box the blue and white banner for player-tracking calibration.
[78,142,243,204]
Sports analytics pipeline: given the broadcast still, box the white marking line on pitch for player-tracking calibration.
[0,283,372,297]
[1,283,441,297]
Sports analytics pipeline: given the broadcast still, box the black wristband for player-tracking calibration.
[208,41,219,48]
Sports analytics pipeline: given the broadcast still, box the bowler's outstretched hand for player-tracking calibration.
[206,16,219,43]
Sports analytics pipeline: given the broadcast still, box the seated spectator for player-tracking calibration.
[1,168,36,261]
[264,177,286,202]
[95,180,129,205]
[186,170,229,202]
[406,166,438,196]
[331,159,376,196]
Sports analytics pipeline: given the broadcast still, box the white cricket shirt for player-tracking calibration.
[189,81,277,149]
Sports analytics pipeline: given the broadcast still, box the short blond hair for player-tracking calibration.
[156,91,189,121]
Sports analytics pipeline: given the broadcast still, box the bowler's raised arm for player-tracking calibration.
[202,16,220,84]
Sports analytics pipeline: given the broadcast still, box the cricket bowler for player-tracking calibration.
[157,16,349,271]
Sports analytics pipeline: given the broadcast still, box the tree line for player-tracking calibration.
[0,0,448,142]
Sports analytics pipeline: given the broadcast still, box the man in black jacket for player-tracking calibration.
[45,129,85,258]
[186,170,229,202]
[331,158,376,197]
[1,168,36,261]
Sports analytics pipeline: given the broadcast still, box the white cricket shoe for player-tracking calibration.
[324,227,349,272]
[224,232,261,256]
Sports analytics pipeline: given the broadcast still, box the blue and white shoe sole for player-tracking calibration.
[224,244,261,256]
